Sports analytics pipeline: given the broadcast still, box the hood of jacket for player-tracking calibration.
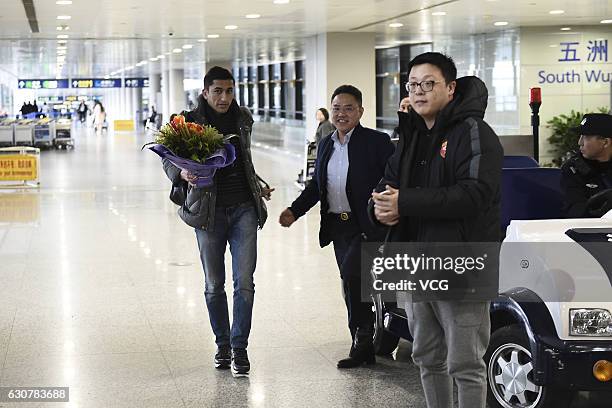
[398,75,488,132]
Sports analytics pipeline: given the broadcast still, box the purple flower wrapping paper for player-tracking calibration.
[146,142,236,187]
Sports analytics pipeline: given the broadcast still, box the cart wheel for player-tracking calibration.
[485,325,572,408]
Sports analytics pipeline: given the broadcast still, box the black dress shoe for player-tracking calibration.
[337,344,376,368]
[214,345,231,369]
[231,348,250,377]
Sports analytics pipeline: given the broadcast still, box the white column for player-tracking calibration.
[120,72,126,118]
[148,68,161,113]
[132,87,142,124]
[161,58,170,123]
[304,32,376,138]
[169,65,185,115]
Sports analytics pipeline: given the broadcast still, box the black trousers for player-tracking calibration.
[328,214,374,339]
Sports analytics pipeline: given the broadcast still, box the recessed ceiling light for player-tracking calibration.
[56,1,72,5]
[197,38,208,42]
[56,25,69,31]
[601,19,612,24]
[560,27,571,31]
[549,10,565,15]
[56,15,71,20]
[57,34,69,39]
[182,44,193,49]
[494,21,509,26]
[224,25,238,30]
[172,48,182,53]
[207,34,220,38]
[549,44,558,47]
[389,23,404,28]
[246,14,261,19]
[273,0,290,4]
[57,40,67,45]
[432,12,447,16]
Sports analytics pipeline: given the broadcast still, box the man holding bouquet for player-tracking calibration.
[162,66,273,377]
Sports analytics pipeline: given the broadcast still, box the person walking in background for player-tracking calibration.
[93,100,106,134]
[77,101,88,123]
[279,85,394,369]
[314,107,336,147]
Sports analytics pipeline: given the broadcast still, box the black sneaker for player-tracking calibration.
[214,345,231,369]
[231,348,250,377]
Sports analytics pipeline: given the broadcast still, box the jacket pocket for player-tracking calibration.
[184,187,208,215]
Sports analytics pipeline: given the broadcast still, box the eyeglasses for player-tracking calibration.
[405,80,442,93]
[331,105,357,114]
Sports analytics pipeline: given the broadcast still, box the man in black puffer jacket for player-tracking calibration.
[162,67,273,378]
[371,53,503,408]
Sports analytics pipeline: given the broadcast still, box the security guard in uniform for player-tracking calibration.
[561,113,612,218]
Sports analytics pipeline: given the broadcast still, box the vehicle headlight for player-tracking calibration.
[570,309,612,336]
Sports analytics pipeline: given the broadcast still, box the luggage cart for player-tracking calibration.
[54,118,73,149]
[33,118,55,148]
[295,141,317,190]
[0,119,15,147]
[14,120,34,146]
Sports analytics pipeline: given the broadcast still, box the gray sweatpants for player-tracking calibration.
[405,300,490,408]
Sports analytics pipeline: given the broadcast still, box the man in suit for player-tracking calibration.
[279,85,395,368]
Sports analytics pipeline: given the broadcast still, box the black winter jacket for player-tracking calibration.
[162,96,268,230]
[561,152,612,217]
[372,76,504,243]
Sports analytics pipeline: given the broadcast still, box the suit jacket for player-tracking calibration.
[290,124,395,247]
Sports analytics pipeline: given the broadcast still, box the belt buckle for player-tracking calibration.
[340,212,349,221]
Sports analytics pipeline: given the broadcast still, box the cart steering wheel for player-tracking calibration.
[586,188,612,217]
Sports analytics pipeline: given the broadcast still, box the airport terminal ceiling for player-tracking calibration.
[0,0,610,79]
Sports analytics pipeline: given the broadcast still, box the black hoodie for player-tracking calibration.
[372,76,504,243]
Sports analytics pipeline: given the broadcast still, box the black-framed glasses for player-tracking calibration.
[405,80,442,93]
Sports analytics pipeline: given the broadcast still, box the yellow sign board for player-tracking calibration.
[114,120,135,131]
[0,154,38,181]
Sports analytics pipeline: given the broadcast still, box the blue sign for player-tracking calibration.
[558,39,609,63]
[18,79,70,89]
[94,79,122,88]
[125,78,149,88]
[18,78,149,89]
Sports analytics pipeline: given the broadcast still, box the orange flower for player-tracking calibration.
[187,122,203,133]
[171,114,186,130]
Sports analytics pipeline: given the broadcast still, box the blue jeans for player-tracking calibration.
[195,201,258,349]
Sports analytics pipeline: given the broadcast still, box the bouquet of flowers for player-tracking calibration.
[144,114,236,187]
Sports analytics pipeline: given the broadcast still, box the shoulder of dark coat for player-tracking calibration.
[357,125,391,141]
[239,107,254,125]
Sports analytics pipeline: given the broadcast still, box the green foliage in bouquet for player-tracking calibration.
[155,115,225,163]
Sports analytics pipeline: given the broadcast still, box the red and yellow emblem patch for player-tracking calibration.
[440,140,448,158]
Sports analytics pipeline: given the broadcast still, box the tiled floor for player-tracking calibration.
[0,123,608,408]
[0,123,422,408]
